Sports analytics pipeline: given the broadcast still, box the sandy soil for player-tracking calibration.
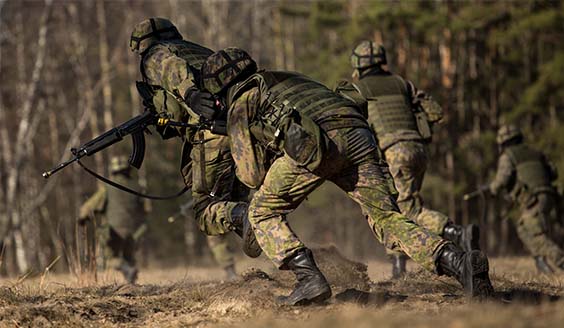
[0,247,562,327]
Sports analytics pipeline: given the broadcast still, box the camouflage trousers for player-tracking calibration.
[192,131,250,236]
[384,141,450,235]
[98,226,137,270]
[516,192,564,267]
[248,127,449,272]
[207,234,235,268]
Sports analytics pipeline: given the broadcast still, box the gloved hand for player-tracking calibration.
[185,88,216,121]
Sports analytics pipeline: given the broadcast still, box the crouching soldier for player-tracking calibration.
[188,47,494,304]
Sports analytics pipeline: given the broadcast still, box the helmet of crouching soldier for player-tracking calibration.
[201,47,257,95]
[496,124,523,145]
[350,40,387,69]
[130,18,182,54]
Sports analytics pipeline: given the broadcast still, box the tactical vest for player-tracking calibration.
[106,174,144,238]
[230,71,368,132]
[505,144,553,199]
[226,71,367,188]
[355,73,422,150]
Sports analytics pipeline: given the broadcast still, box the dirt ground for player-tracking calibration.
[0,247,562,327]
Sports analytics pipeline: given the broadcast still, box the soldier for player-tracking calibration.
[488,124,564,273]
[191,47,494,305]
[129,18,260,257]
[338,40,480,277]
[79,156,146,284]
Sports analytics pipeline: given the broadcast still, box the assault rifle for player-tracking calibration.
[42,110,200,179]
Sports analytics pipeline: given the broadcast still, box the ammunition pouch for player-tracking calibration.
[414,111,432,141]
[417,96,443,123]
[282,113,326,171]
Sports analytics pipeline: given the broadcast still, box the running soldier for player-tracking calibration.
[336,40,480,277]
[488,124,563,273]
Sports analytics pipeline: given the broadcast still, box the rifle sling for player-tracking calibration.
[77,159,190,200]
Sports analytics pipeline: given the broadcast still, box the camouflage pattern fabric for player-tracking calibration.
[490,145,564,267]
[106,227,137,269]
[206,234,235,268]
[228,88,449,272]
[515,193,564,268]
[79,174,145,272]
[191,129,251,235]
[384,141,450,235]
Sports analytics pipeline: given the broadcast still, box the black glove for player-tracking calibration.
[185,88,216,121]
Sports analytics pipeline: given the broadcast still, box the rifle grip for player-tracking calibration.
[129,131,146,169]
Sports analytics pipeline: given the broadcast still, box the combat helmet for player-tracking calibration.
[110,155,130,174]
[350,40,387,69]
[130,18,182,54]
[496,124,523,145]
[201,47,257,95]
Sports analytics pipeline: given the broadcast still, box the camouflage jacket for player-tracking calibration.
[490,144,557,203]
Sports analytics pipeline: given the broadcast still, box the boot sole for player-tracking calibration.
[464,224,481,252]
[465,250,494,298]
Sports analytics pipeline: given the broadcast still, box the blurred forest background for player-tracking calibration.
[0,0,562,277]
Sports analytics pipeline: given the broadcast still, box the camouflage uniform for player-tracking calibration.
[344,41,450,236]
[490,127,563,270]
[79,157,146,282]
[200,47,493,301]
[133,18,249,237]
[201,54,449,271]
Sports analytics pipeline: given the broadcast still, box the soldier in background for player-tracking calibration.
[488,124,564,273]
[79,156,146,283]
[337,40,480,277]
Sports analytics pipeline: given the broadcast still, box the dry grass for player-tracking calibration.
[0,249,562,327]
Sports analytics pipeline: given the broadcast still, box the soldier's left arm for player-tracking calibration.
[489,153,515,195]
[226,87,267,189]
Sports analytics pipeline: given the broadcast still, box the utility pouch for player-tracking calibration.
[414,111,432,141]
[282,113,325,171]
[417,96,443,123]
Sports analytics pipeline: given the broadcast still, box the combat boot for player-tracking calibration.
[117,262,138,284]
[391,254,407,279]
[534,256,554,274]
[277,248,332,306]
[436,243,494,298]
[224,264,238,281]
[230,204,262,258]
[442,223,481,252]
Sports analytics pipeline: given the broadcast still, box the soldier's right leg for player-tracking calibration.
[517,203,564,272]
[331,159,493,297]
